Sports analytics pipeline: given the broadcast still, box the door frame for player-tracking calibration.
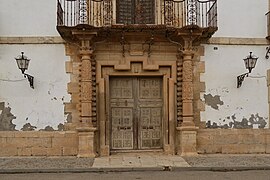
[97,58,177,156]
[106,75,168,152]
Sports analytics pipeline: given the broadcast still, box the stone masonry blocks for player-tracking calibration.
[0,131,78,156]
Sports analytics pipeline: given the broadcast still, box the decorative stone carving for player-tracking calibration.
[176,56,183,126]
[81,60,92,80]
[79,41,95,127]
[81,82,92,101]
[182,61,193,82]
[182,82,193,100]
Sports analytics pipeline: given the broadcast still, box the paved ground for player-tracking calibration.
[0,157,94,170]
[2,171,270,180]
[184,154,270,167]
[93,153,190,168]
[1,154,270,173]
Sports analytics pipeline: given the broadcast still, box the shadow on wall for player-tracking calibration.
[206,114,267,129]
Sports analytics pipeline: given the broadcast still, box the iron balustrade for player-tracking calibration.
[57,0,217,29]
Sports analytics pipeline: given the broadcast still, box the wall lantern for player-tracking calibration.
[15,52,34,89]
[237,52,258,88]
[243,52,258,73]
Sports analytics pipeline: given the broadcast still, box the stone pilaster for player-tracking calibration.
[79,40,94,126]
[181,50,195,127]
[177,48,198,156]
[77,40,97,157]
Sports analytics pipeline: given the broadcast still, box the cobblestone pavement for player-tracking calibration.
[183,154,270,167]
[0,157,94,170]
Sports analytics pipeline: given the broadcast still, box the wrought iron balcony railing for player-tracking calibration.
[57,0,217,29]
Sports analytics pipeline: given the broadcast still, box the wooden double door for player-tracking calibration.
[110,77,163,150]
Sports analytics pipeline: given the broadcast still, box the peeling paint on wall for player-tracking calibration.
[206,113,268,129]
[40,126,55,131]
[0,102,16,131]
[21,123,37,131]
[57,123,64,131]
[66,113,72,123]
[204,94,224,110]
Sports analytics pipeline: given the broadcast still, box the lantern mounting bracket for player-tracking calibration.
[237,72,249,88]
[23,73,34,89]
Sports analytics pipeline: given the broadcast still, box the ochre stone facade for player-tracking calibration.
[60,30,207,156]
[0,131,78,156]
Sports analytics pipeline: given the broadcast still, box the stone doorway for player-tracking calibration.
[110,77,163,150]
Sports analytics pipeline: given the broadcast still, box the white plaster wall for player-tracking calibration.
[214,0,268,38]
[202,45,270,128]
[0,0,59,36]
[0,44,70,130]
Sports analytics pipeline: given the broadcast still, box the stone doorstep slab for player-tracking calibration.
[92,155,191,168]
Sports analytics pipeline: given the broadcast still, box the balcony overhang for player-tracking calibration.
[57,24,217,45]
[56,0,218,44]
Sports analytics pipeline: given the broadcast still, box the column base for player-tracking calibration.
[77,127,97,158]
[176,126,198,156]
[164,144,175,155]
[100,145,110,156]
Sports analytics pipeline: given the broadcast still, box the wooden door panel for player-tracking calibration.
[110,78,134,150]
[110,77,163,150]
[138,78,163,149]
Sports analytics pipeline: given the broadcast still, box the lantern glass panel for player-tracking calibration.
[244,58,249,69]
[252,58,257,68]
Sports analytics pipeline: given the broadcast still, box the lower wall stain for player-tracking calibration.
[0,102,16,131]
[206,113,267,129]
[21,123,37,131]
[39,123,65,131]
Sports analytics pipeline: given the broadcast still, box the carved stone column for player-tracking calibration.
[77,40,97,157]
[176,48,198,156]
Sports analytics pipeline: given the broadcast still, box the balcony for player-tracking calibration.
[267,11,270,40]
[57,0,217,41]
